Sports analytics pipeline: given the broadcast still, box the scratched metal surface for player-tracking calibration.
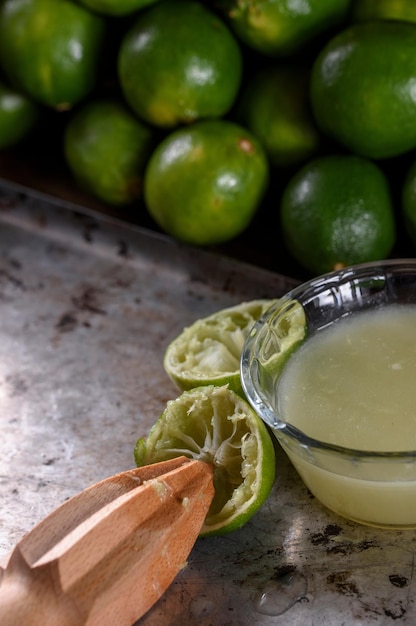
[0,184,414,625]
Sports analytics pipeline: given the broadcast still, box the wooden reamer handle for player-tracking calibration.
[0,457,214,625]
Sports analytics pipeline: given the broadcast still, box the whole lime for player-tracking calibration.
[217,0,350,56]
[310,21,416,159]
[238,64,321,168]
[351,0,416,23]
[280,155,396,275]
[64,99,155,206]
[144,119,269,246]
[401,160,416,246]
[77,0,159,16]
[118,0,242,128]
[0,0,105,110]
[0,80,39,149]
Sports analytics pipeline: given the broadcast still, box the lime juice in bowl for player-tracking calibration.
[241,260,416,529]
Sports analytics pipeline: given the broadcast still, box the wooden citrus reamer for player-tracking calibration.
[0,456,214,625]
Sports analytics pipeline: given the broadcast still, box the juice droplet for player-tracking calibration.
[255,570,307,616]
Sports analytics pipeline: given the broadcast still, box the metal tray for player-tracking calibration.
[0,184,413,625]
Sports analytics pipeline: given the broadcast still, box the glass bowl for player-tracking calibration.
[241,259,416,529]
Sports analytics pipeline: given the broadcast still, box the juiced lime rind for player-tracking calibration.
[163,299,279,396]
[134,385,276,536]
[242,300,308,417]
[260,298,308,376]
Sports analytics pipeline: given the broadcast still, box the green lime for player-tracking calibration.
[144,119,269,246]
[217,0,350,56]
[64,99,154,206]
[351,0,416,23]
[134,384,276,535]
[401,160,416,246]
[164,299,278,397]
[280,155,396,276]
[77,0,159,17]
[118,0,242,128]
[0,0,105,110]
[310,21,416,159]
[0,80,39,149]
[238,64,321,168]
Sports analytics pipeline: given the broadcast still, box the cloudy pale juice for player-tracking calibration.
[277,304,416,527]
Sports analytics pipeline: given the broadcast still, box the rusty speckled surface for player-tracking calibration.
[0,185,415,625]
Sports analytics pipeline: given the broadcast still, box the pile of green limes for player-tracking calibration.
[1,0,416,276]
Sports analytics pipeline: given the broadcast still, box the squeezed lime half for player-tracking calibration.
[163,299,278,396]
[134,385,276,535]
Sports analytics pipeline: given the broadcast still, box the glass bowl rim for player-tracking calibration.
[241,258,416,462]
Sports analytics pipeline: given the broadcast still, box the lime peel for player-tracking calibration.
[134,384,276,536]
[261,298,308,374]
[163,299,279,396]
